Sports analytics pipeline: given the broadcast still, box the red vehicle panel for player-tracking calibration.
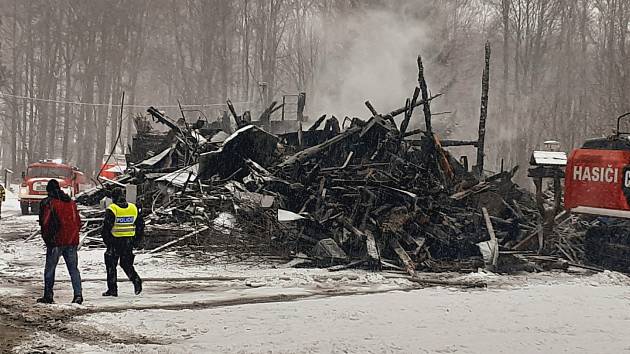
[564,148,630,216]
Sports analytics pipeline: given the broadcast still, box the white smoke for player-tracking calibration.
[309,5,433,121]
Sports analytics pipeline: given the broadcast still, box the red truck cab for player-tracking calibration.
[564,136,630,218]
[18,160,88,215]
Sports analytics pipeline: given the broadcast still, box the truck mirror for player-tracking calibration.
[21,171,25,179]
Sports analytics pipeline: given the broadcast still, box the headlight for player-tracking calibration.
[20,187,28,195]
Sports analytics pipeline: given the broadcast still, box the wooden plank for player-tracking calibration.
[382,274,486,288]
[340,151,354,169]
[389,238,416,276]
[512,226,542,250]
[380,260,404,271]
[327,260,366,272]
[440,140,479,147]
[510,199,526,219]
[364,229,380,263]
[405,234,426,256]
[147,226,210,254]
[278,126,361,168]
[407,276,487,288]
[449,182,489,200]
[482,207,499,267]
[399,87,420,137]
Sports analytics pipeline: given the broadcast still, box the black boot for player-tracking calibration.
[72,294,83,304]
[36,296,54,304]
[133,278,142,295]
[102,290,118,297]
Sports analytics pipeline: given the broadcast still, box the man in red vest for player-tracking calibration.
[37,179,83,304]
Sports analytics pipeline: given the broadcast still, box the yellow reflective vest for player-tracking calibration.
[108,203,138,238]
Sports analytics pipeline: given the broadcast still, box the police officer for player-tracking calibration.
[101,187,143,297]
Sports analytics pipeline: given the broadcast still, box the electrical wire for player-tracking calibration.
[96,92,126,189]
[0,91,252,108]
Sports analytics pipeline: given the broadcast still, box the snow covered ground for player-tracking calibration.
[2,189,630,353]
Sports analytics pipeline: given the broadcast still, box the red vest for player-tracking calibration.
[42,198,81,246]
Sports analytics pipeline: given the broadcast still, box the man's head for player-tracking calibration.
[111,187,126,203]
[46,179,60,195]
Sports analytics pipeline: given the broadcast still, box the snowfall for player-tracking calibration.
[1,188,629,353]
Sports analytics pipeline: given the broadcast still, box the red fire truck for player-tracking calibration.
[18,160,88,215]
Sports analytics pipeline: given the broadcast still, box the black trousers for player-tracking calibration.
[104,238,140,293]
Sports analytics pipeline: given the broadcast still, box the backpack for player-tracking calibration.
[41,201,60,247]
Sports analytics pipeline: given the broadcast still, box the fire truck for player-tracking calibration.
[562,112,630,271]
[18,159,88,215]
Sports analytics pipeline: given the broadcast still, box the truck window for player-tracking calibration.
[27,167,72,178]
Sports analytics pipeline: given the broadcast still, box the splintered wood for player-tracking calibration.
[75,50,595,275]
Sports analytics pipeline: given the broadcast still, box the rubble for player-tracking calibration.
[75,53,595,275]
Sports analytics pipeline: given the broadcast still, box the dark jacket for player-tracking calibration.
[39,190,81,247]
[101,200,144,248]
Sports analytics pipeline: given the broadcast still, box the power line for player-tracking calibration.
[0,91,252,109]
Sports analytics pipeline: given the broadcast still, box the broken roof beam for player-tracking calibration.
[278,126,362,168]
[388,93,442,118]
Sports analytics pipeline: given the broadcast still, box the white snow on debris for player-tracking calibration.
[212,211,236,232]
[156,163,198,187]
[278,209,305,222]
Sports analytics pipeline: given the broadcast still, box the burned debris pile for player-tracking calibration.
[77,54,589,274]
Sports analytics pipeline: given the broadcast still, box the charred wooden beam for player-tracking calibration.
[271,103,284,115]
[400,87,420,137]
[417,56,433,134]
[278,126,361,168]
[475,42,491,177]
[402,128,425,137]
[390,238,416,276]
[147,106,179,131]
[388,93,442,118]
[365,100,379,116]
[308,114,327,131]
[225,99,245,128]
[364,229,381,265]
[259,101,278,124]
[297,92,306,122]
[440,140,479,147]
